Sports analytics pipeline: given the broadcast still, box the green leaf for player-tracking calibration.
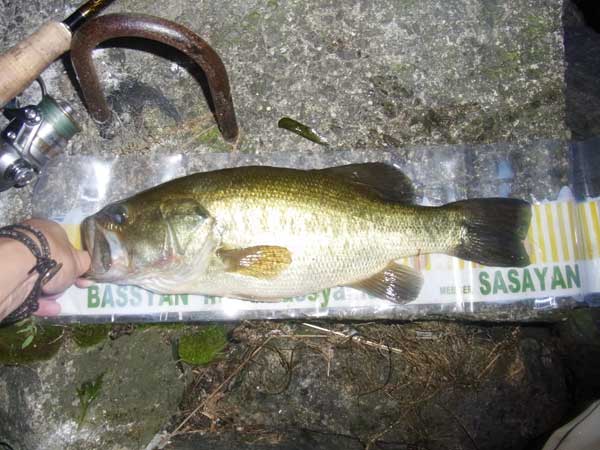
[277,117,329,146]
[77,373,105,430]
[21,334,34,349]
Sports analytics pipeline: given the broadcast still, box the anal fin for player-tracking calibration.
[349,262,423,304]
[218,245,292,279]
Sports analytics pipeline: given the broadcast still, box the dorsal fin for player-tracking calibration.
[317,162,415,203]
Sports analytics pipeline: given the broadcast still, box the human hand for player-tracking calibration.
[23,219,91,317]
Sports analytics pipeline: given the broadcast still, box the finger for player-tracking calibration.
[40,293,62,302]
[43,273,72,295]
[73,249,91,276]
[44,252,89,294]
[33,299,62,317]
[75,278,94,288]
[0,304,11,322]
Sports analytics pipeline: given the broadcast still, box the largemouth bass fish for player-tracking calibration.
[82,163,531,303]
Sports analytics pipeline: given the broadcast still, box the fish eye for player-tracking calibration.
[105,204,128,226]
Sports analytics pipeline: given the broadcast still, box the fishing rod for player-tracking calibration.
[0,0,115,107]
[0,0,115,192]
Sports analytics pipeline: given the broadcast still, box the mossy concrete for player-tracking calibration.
[177,325,228,366]
[70,324,112,348]
[0,323,63,364]
[0,327,185,450]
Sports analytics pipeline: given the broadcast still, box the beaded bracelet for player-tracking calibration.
[0,224,62,325]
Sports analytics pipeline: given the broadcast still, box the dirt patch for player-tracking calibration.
[165,321,567,450]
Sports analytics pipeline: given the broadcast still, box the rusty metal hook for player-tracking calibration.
[70,13,238,142]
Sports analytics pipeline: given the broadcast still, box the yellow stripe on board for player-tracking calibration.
[534,206,547,263]
[579,203,594,260]
[557,203,570,260]
[590,201,600,258]
[544,204,559,263]
[458,258,465,270]
[567,202,581,260]
[425,254,431,271]
[526,215,537,264]
[62,224,82,250]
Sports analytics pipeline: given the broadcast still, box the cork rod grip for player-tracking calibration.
[0,21,71,107]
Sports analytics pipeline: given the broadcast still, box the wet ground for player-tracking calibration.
[2,312,600,450]
[0,0,600,448]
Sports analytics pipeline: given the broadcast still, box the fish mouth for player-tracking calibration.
[82,216,130,282]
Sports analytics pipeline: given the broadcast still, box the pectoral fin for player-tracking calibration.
[218,245,292,279]
[349,262,423,303]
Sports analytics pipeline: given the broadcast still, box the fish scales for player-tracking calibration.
[157,168,451,298]
[82,164,531,303]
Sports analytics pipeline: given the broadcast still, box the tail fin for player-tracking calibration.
[447,198,532,267]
